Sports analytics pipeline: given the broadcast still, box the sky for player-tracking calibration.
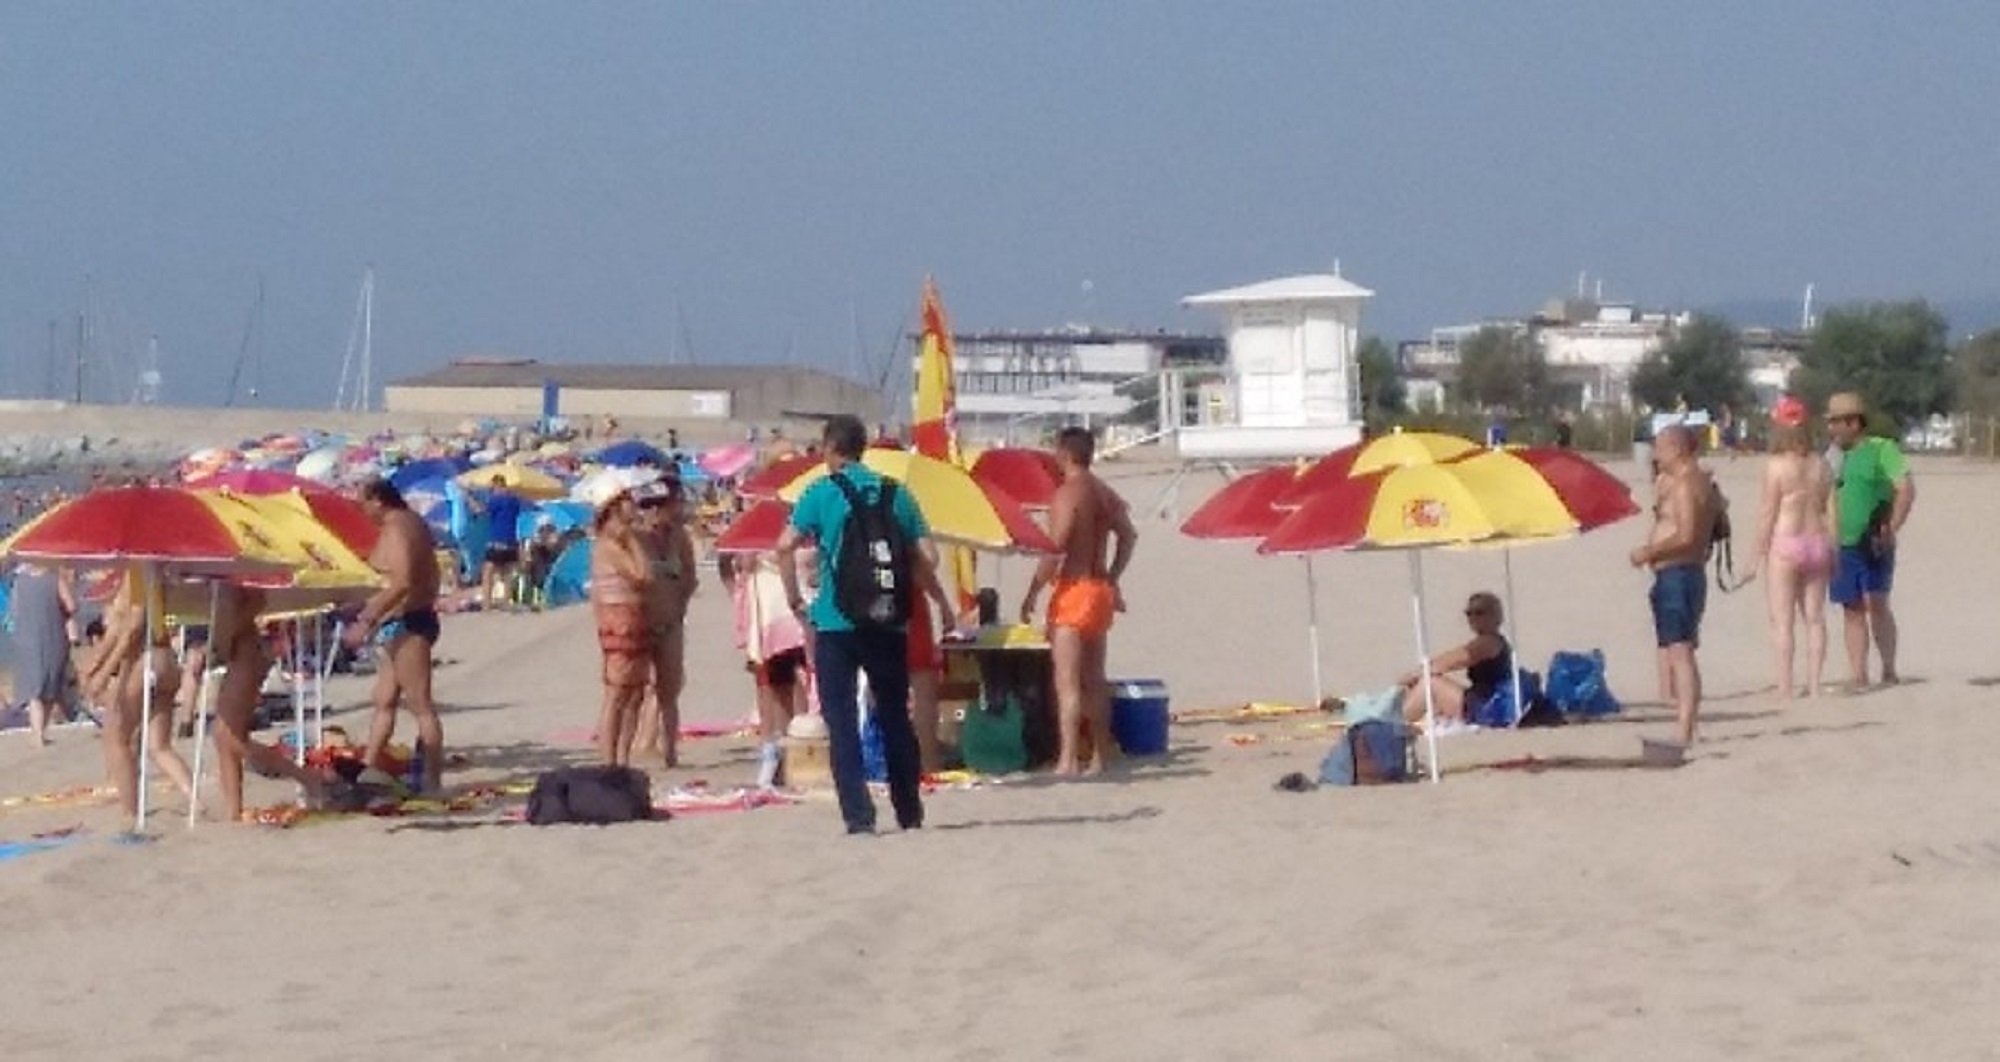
[4,1,1997,407]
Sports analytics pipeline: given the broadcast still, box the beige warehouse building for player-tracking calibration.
[383,359,884,425]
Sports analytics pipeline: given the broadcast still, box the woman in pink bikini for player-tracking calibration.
[1741,396,1835,701]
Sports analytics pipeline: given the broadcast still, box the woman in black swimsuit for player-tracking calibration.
[1398,592,1512,725]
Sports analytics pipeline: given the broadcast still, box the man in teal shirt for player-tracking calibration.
[1824,392,1916,689]
[775,415,951,835]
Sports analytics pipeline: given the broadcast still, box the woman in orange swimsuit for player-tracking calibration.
[590,485,655,767]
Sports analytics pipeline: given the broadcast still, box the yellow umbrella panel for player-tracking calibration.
[777,450,1018,551]
[194,490,381,608]
[457,463,567,501]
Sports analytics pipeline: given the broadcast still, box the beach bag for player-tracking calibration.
[961,692,1029,775]
[1468,670,1544,729]
[1546,650,1620,718]
[1318,719,1411,786]
[526,766,655,825]
[828,476,912,630]
[1707,476,1734,589]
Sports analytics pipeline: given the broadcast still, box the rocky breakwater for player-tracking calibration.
[0,432,182,477]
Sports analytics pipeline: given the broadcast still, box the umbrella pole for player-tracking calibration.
[188,581,221,828]
[313,613,327,747]
[1505,547,1525,726]
[292,619,307,767]
[1305,556,1325,708]
[136,565,157,832]
[321,620,339,744]
[1408,550,1441,783]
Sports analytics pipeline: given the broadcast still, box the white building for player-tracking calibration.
[1403,298,1687,410]
[926,329,1224,443]
[1176,273,1371,459]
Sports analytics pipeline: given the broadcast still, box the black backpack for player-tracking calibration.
[1707,474,1734,589]
[828,474,912,629]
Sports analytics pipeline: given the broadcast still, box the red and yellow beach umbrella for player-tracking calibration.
[1259,451,1584,555]
[1274,430,1481,507]
[772,449,1055,554]
[0,486,295,573]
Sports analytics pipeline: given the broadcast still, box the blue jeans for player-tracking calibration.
[812,628,924,833]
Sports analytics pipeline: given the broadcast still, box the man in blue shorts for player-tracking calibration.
[1630,425,1718,748]
[478,475,525,610]
[1824,393,1915,689]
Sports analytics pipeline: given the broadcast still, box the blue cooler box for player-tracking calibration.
[1110,679,1170,756]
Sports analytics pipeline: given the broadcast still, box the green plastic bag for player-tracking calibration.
[960,692,1028,775]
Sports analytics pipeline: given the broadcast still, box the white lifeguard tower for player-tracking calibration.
[1176,272,1373,460]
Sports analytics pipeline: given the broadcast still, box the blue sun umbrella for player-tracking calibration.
[595,440,668,469]
[389,456,472,491]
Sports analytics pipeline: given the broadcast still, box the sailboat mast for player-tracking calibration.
[358,267,374,412]
[333,266,375,413]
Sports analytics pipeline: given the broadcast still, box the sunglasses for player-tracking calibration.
[1465,606,1492,617]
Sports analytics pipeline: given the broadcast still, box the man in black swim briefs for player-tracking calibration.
[345,478,447,793]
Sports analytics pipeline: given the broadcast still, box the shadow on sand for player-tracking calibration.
[934,806,1164,832]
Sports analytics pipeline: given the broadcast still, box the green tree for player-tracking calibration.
[1630,314,1752,414]
[1453,325,1549,412]
[1355,335,1406,427]
[1792,300,1953,432]
[1954,329,2000,417]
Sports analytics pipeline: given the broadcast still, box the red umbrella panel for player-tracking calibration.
[1499,447,1639,531]
[1178,464,1302,541]
[713,499,794,555]
[738,454,822,499]
[969,448,1063,510]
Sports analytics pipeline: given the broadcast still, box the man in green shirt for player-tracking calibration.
[775,416,953,835]
[1824,392,1916,689]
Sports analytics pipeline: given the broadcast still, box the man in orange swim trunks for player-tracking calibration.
[1021,427,1138,776]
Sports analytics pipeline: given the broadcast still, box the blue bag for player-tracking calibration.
[860,711,888,782]
[1469,670,1544,728]
[1546,650,1621,717]
[1318,719,1411,786]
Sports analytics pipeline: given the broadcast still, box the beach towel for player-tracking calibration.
[735,558,805,664]
[1340,687,1405,726]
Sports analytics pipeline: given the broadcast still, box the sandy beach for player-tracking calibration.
[3,453,1998,1059]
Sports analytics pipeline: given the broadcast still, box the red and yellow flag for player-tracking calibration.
[912,277,977,610]
[912,277,960,463]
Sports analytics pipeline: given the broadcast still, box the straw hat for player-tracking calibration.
[1826,392,1867,419]
[580,467,661,511]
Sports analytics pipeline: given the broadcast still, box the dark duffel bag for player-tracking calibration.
[526,766,657,825]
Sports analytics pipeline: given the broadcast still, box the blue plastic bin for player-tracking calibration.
[1109,679,1170,756]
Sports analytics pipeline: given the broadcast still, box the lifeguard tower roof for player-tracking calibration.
[1184,273,1375,307]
